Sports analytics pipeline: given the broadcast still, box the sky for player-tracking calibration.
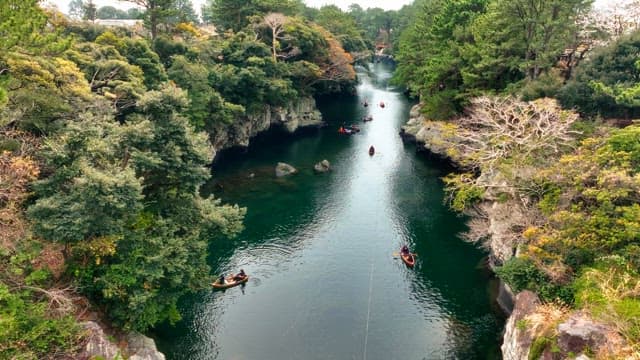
[45,0,617,16]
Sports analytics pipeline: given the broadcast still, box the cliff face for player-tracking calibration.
[402,103,632,360]
[210,96,323,159]
[401,104,521,268]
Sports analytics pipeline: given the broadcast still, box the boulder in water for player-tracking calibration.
[314,160,331,173]
[276,162,297,177]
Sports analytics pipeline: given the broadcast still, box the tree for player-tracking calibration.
[172,0,199,24]
[315,5,367,52]
[96,6,129,19]
[68,0,85,19]
[446,97,579,171]
[557,30,640,118]
[168,55,244,130]
[121,0,176,39]
[204,0,302,32]
[83,0,97,21]
[262,13,288,61]
[394,0,489,118]
[472,0,593,81]
[0,0,57,54]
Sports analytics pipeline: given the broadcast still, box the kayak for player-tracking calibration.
[400,253,415,267]
[212,276,249,289]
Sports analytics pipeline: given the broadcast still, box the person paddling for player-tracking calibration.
[233,269,246,281]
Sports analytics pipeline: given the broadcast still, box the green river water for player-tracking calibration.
[154,62,505,359]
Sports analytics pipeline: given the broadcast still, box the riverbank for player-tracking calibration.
[401,101,639,359]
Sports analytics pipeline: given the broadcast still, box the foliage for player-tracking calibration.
[574,257,640,344]
[0,283,82,359]
[442,173,485,212]
[27,112,145,248]
[394,0,489,118]
[472,0,592,81]
[1,52,94,133]
[0,0,69,55]
[314,5,367,53]
[557,31,640,118]
[66,42,144,117]
[168,55,244,129]
[0,240,82,359]
[496,257,574,303]
[204,0,303,32]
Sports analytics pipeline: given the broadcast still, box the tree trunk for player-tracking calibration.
[272,28,277,61]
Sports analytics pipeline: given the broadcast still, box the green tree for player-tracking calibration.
[0,0,61,54]
[204,0,302,32]
[315,5,367,53]
[394,0,488,118]
[557,31,640,118]
[83,0,97,21]
[96,6,129,19]
[168,55,244,130]
[121,0,177,39]
[471,0,593,81]
[171,0,199,24]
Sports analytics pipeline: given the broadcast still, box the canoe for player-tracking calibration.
[400,253,415,267]
[212,276,249,289]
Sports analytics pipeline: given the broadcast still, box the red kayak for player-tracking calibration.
[400,252,415,267]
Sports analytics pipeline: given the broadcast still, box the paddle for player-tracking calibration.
[392,252,418,258]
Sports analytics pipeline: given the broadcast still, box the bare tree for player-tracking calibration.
[452,96,580,172]
[262,12,287,61]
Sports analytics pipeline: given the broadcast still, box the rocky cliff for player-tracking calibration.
[401,103,634,360]
[401,104,523,268]
[79,321,165,360]
[210,96,323,159]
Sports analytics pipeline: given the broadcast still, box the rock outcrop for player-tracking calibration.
[127,332,166,360]
[403,103,635,360]
[401,104,523,268]
[314,159,331,172]
[555,313,627,358]
[211,97,323,159]
[501,291,540,360]
[78,321,165,360]
[275,162,297,177]
[79,321,121,360]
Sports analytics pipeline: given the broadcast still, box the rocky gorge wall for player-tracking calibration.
[210,96,323,159]
[400,104,634,360]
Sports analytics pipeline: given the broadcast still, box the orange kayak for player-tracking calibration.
[212,276,249,289]
[400,253,415,267]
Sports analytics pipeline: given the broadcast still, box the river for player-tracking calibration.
[154,62,504,360]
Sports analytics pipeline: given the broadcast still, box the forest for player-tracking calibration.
[1,0,640,358]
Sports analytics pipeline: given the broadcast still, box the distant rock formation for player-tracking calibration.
[211,97,323,160]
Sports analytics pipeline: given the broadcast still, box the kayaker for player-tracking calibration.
[233,269,246,281]
[401,245,409,255]
[218,274,226,285]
